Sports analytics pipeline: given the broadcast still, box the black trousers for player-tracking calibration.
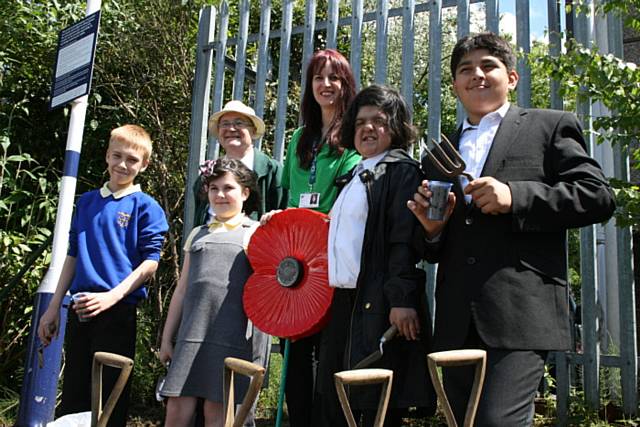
[282,333,320,427]
[59,302,137,427]
[443,323,546,427]
[313,289,408,427]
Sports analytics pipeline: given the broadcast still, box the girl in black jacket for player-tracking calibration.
[314,85,435,427]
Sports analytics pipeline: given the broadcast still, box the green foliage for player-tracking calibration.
[536,44,640,147]
[256,345,283,420]
[577,0,640,32]
[0,138,58,399]
[534,365,640,426]
[609,179,640,228]
[0,384,21,426]
[0,0,200,420]
[532,30,640,226]
[530,2,640,226]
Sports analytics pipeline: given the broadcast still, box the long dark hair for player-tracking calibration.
[341,84,416,151]
[201,158,260,215]
[297,49,356,169]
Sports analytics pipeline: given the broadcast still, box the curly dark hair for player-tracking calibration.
[201,158,260,215]
[340,84,416,152]
[450,32,516,78]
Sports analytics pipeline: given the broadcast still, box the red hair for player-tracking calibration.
[297,49,356,169]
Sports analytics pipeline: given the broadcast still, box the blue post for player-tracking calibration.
[17,295,70,424]
[16,114,89,426]
[16,2,101,424]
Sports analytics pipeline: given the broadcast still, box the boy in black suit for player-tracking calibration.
[408,33,615,426]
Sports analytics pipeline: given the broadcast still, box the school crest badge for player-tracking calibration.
[117,211,131,228]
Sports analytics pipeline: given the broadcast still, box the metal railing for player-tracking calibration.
[184,1,637,423]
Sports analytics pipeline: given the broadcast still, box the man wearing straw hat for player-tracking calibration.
[194,100,287,225]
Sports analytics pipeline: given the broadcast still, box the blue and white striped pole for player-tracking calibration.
[17,2,101,424]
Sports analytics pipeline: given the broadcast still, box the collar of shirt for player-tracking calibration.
[241,150,254,170]
[459,102,510,179]
[354,151,388,176]
[208,212,245,231]
[462,101,510,132]
[224,149,254,171]
[99,183,141,199]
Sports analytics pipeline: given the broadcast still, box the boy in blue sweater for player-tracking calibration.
[38,124,168,426]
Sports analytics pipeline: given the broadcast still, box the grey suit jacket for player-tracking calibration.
[422,105,615,351]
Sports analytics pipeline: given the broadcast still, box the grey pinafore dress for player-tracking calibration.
[160,221,270,402]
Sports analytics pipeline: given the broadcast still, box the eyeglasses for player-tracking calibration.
[218,119,253,130]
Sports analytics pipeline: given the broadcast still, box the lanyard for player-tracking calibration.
[308,137,322,190]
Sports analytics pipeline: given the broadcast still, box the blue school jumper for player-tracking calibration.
[68,183,168,303]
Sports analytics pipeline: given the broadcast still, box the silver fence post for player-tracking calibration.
[183,6,216,242]
[350,0,364,89]
[254,0,272,150]
[326,0,339,50]
[208,1,229,161]
[425,0,443,329]
[300,0,317,124]
[273,0,294,162]
[427,0,442,145]
[609,6,639,417]
[515,0,531,108]
[456,0,470,126]
[485,0,499,34]
[375,0,389,84]
[401,0,416,117]
[575,0,601,409]
[232,0,250,100]
[547,0,563,111]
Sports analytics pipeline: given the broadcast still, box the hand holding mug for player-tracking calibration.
[407,180,456,239]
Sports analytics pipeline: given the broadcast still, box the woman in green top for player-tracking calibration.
[281,49,360,214]
[278,49,359,427]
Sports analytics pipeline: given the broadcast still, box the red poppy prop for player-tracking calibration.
[243,208,333,340]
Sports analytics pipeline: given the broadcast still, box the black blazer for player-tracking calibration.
[422,105,615,351]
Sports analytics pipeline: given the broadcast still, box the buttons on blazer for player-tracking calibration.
[465,216,474,225]
[466,256,477,265]
[364,302,372,310]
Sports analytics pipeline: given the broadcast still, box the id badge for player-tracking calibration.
[299,192,320,208]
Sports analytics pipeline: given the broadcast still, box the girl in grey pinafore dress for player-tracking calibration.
[160,220,270,402]
[158,158,270,426]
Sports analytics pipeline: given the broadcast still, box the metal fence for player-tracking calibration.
[184,1,637,423]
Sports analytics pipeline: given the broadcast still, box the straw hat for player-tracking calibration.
[208,100,265,139]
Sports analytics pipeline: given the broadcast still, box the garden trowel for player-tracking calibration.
[353,325,398,369]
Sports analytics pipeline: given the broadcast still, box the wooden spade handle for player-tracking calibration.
[223,357,266,427]
[427,349,486,427]
[91,352,134,427]
[334,368,393,427]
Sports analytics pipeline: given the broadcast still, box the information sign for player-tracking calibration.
[49,11,101,110]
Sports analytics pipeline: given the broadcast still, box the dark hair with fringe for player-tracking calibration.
[201,158,260,215]
[340,84,416,152]
[450,32,516,78]
[297,49,356,169]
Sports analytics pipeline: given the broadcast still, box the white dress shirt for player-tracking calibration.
[458,102,510,179]
[328,151,387,289]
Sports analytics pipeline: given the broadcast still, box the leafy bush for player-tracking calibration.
[0,138,59,420]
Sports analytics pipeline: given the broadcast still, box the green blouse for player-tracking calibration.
[282,127,361,214]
